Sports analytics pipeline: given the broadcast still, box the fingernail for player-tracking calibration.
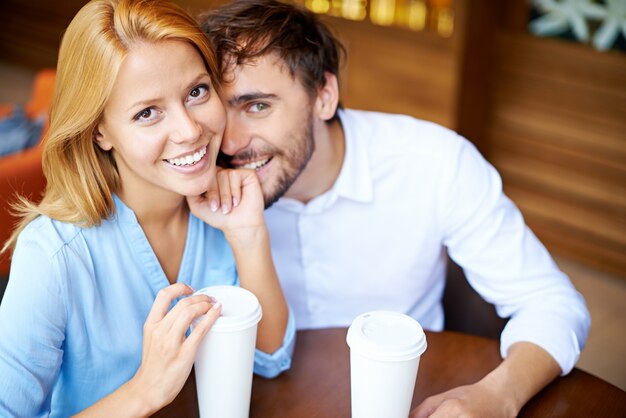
[187,284,195,292]
[212,302,222,311]
[232,197,239,207]
[221,203,229,214]
[210,199,219,212]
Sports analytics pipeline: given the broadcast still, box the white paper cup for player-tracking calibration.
[192,285,262,418]
[346,311,427,418]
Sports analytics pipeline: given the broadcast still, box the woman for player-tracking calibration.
[0,0,293,416]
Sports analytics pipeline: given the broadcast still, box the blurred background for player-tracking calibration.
[1,0,624,390]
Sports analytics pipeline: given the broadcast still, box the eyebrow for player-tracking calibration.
[226,92,278,107]
[125,73,211,111]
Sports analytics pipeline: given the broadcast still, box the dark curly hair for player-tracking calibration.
[199,0,345,118]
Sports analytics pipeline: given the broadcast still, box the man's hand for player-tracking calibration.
[410,342,561,418]
[410,380,516,418]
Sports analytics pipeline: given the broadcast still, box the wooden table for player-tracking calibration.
[155,328,626,417]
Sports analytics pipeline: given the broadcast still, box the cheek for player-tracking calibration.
[120,131,168,164]
[203,100,226,155]
[203,97,227,133]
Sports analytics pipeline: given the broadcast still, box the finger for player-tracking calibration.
[145,283,194,325]
[160,293,215,331]
[411,396,440,418]
[239,167,260,187]
[228,170,243,208]
[238,168,264,207]
[184,301,222,352]
[217,169,232,214]
[205,170,221,213]
[167,297,216,339]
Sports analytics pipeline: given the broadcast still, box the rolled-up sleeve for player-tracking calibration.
[499,288,590,375]
[253,305,295,378]
[441,138,590,375]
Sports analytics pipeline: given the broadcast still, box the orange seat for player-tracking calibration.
[0,69,55,276]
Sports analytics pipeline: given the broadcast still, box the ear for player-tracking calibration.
[314,72,339,122]
[93,123,113,151]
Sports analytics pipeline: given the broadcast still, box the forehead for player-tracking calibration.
[106,40,207,109]
[221,52,305,96]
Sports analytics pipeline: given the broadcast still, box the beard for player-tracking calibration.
[263,117,314,208]
[218,114,315,209]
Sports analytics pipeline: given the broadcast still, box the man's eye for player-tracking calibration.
[249,103,268,113]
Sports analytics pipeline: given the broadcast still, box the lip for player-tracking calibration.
[164,145,208,168]
[166,144,207,162]
[231,156,272,171]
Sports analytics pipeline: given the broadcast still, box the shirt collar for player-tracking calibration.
[332,109,374,203]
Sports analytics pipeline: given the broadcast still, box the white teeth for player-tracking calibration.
[241,158,270,170]
[167,146,207,167]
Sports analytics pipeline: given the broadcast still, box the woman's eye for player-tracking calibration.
[188,85,209,102]
[134,107,158,122]
[249,103,268,113]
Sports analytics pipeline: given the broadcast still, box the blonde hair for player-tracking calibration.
[2,0,219,252]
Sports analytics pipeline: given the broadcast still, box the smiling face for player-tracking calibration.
[218,53,317,208]
[95,40,225,205]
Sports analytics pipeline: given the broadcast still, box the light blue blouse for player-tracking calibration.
[0,195,294,417]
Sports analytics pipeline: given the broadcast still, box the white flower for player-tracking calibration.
[592,0,626,50]
[529,0,606,42]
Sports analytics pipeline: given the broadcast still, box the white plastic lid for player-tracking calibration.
[346,311,427,362]
[193,285,262,332]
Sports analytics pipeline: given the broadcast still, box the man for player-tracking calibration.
[201,1,590,416]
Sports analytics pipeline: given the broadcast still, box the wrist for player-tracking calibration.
[123,376,159,418]
[478,368,522,417]
[224,225,270,249]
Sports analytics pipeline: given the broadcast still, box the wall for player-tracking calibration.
[487,31,626,277]
[1,0,624,277]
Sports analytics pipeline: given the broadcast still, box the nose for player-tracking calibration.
[221,111,251,156]
[170,107,201,144]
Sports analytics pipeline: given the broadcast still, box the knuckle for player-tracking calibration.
[151,327,165,340]
[179,309,195,324]
[175,299,192,311]
[217,170,229,181]
[157,287,171,299]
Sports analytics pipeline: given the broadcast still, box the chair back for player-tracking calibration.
[442,257,508,339]
[0,69,55,277]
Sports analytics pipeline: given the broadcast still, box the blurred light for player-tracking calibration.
[302,0,454,35]
[342,0,367,20]
[306,0,331,14]
[405,0,427,31]
[370,0,396,26]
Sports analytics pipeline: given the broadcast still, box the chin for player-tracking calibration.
[178,180,212,198]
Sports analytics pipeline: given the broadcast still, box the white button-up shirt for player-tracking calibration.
[265,109,590,374]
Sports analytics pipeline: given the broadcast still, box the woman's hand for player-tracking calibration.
[130,283,221,414]
[73,283,221,417]
[187,167,265,236]
[188,168,288,354]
